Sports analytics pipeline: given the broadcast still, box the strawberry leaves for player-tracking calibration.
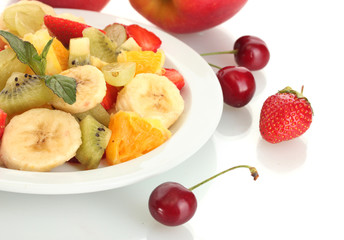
[0,30,76,105]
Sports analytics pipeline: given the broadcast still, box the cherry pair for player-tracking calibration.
[202,35,270,108]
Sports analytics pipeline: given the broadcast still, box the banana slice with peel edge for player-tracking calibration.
[51,65,107,114]
[0,108,82,172]
[115,73,184,129]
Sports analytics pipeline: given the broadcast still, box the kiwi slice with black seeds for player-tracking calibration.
[75,114,112,169]
[0,72,52,116]
[68,37,91,68]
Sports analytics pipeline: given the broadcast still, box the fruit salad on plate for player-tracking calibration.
[0,0,185,172]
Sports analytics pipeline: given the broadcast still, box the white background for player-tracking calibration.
[0,0,343,239]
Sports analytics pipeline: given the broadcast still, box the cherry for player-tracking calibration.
[234,35,270,71]
[216,66,256,107]
[149,182,197,226]
[148,165,259,226]
[201,35,270,71]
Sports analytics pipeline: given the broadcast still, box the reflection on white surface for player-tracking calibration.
[257,138,307,173]
[216,104,252,137]
[147,224,194,240]
[0,139,218,240]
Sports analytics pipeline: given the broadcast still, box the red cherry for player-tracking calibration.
[233,35,270,71]
[200,35,270,71]
[148,182,197,226]
[149,165,259,226]
[216,66,256,107]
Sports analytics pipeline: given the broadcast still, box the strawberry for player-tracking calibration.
[0,109,7,139]
[259,86,313,144]
[101,83,119,111]
[0,37,7,51]
[125,24,162,52]
[44,15,105,48]
[162,68,185,90]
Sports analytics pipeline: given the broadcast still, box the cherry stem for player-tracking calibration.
[200,50,238,56]
[208,63,222,69]
[188,165,259,191]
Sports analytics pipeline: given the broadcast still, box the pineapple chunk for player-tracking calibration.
[23,29,62,75]
[68,37,90,68]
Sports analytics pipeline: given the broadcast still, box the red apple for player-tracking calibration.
[37,0,110,12]
[129,0,247,33]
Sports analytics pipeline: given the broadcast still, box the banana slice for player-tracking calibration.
[115,73,184,128]
[0,108,82,172]
[51,65,107,114]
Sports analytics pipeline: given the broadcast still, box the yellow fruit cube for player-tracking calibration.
[23,29,65,75]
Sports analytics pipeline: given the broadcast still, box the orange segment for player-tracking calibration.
[52,38,69,71]
[105,111,171,165]
[117,49,165,74]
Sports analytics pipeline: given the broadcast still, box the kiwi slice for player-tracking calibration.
[104,23,127,47]
[116,37,142,54]
[101,62,136,87]
[0,48,27,91]
[82,27,118,63]
[0,72,52,116]
[75,115,112,169]
[74,103,110,126]
[68,37,91,68]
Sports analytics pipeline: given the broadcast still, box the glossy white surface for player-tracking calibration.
[0,0,343,239]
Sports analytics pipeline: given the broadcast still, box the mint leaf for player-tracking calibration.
[38,38,53,75]
[0,30,31,63]
[43,75,77,105]
[25,42,46,75]
[41,38,53,59]
[0,30,76,105]
[0,30,52,75]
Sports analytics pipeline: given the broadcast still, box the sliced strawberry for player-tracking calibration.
[101,83,119,111]
[0,37,7,51]
[44,15,105,48]
[125,24,162,52]
[0,109,7,139]
[162,68,185,90]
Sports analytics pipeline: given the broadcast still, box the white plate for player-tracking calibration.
[0,9,223,194]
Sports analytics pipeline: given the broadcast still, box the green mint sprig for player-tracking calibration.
[43,75,77,104]
[0,30,76,105]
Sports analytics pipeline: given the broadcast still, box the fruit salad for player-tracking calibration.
[0,0,185,172]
